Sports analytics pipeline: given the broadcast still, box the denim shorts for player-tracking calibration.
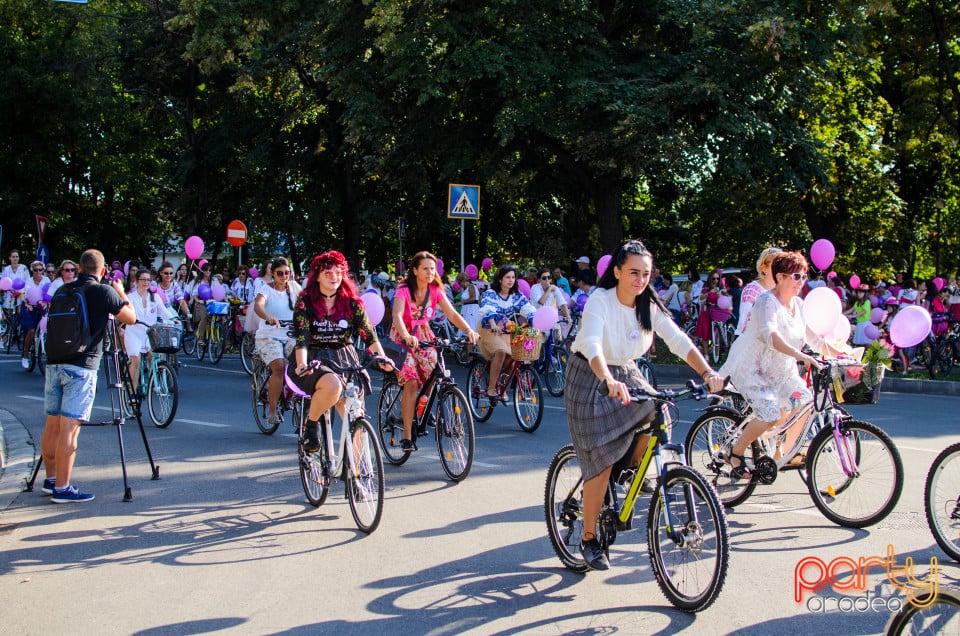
[45,364,98,422]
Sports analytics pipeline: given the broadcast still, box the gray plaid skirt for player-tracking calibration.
[564,352,656,481]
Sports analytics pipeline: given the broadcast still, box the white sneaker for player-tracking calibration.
[21,357,29,369]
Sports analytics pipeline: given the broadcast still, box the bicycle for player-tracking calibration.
[250,347,295,435]
[195,300,228,364]
[112,324,180,428]
[287,355,387,534]
[931,318,960,378]
[544,379,729,612]
[884,589,960,635]
[428,312,470,366]
[5,303,22,354]
[532,325,568,397]
[467,349,545,433]
[635,354,657,389]
[924,441,960,563]
[377,337,475,482]
[684,358,904,527]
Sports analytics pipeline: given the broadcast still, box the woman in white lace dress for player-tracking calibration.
[718,251,822,478]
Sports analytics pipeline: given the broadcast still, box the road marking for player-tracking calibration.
[176,418,230,428]
[178,363,248,376]
[17,395,43,401]
[472,461,501,468]
[897,445,939,454]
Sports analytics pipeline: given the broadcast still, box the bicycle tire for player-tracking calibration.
[514,365,544,433]
[147,361,179,428]
[252,362,280,435]
[376,377,410,465]
[544,346,567,397]
[466,358,494,422]
[806,419,903,528]
[544,444,590,572]
[195,334,207,361]
[924,442,960,563]
[884,590,960,635]
[209,321,225,364]
[182,330,197,356]
[684,409,760,508]
[299,416,330,507]
[346,418,385,534]
[5,314,19,354]
[647,465,729,613]
[636,357,658,390]
[26,340,36,372]
[454,342,471,366]
[710,322,722,365]
[36,337,46,377]
[934,340,955,378]
[240,332,256,375]
[436,386,475,482]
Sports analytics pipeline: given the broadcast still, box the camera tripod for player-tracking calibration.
[25,316,160,501]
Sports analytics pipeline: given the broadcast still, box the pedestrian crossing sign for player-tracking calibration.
[448,184,480,220]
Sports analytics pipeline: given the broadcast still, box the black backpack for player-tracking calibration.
[46,280,94,364]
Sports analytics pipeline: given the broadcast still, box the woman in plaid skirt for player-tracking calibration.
[566,240,724,570]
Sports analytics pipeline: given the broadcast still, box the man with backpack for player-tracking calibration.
[40,249,135,503]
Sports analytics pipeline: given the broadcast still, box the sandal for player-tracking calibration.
[784,453,806,469]
[728,453,752,480]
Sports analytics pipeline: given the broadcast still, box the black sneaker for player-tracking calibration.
[400,438,417,453]
[640,477,656,494]
[302,423,320,453]
[580,537,609,570]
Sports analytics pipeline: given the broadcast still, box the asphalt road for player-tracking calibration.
[0,350,957,635]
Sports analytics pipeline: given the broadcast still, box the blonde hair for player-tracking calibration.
[756,247,783,280]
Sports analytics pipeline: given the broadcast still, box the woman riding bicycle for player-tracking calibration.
[288,251,393,453]
[718,251,827,479]
[124,268,175,395]
[155,260,191,319]
[253,257,302,425]
[390,251,478,452]
[20,261,51,370]
[477,265,537,402]
[566,239,723,570]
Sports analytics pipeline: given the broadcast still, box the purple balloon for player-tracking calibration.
[26,286,43,304]
[248,267,259,279]
[870,307,886,324]
[211,283,226,301]
[465,264,479,279]
[197,283,212,301]
[517,278,531,299]
[889,305,932,349]
[597,254,612,278]
[12,278,26,291]
[361,292,385,326]
[111,270,124,282]
[575,294,588,312]
[869,295,879,307]
[482,257,493,271]
[864,324,881,341]
[435,258,444,277]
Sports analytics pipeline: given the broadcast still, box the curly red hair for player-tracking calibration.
[301,250,360,321]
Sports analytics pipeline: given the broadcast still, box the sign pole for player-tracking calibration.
[460,220,465,273]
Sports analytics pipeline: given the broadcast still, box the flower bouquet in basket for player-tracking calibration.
[860,340,893,388]
[505,320,543,361]
[833,341,889,405]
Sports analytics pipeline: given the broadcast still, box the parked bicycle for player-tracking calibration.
[685,358,903,528]
[924,441,960,563]
[544,379,729,612]
[287,356,387,534]
[635,353,657,389]
[377,337,475,482]
[428,312,471,366]
[467,350,545,433]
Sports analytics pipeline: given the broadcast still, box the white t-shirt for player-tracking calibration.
[530,283,566,309]
[255,281,302,341]
[663,283,681,311]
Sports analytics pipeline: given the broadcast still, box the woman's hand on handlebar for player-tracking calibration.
[603,377,632,406]
[372,355,395,372]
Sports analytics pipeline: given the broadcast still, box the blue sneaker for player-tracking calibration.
[41,477,56,495]
[51,485,95,504]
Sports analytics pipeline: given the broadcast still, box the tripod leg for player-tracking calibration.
[135,407,161,480]
[24,456,43,492]
[116,414,132,501]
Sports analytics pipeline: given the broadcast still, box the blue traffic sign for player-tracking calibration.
[448,184,480,220]
[37,243,49,264]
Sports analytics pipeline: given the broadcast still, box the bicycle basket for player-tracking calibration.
[831,360,885,405]
[510,330,543,362]
[206,300,230,315]
[148,323,182,354]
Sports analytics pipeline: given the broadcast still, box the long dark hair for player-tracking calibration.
[400,251,442,299]
[300,251,360,321]
[491,265,520,295]
[596,239,665,333]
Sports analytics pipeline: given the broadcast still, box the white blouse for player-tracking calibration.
[572,287,694,366]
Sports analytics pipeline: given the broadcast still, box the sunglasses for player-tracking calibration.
[32,267,45,272]
[784,272,808,282]
[137,278,151,283]
[161,271,173,275]
[540,275,552,280]
[274,270,291,277]
[62,267,76,273]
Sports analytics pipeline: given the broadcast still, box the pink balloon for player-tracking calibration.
[934,277,945,292]
[889,305,932,348]
[211,283,226,301]
[827,271,837,279]
[870,307,886,324]
[870,295,879,307]
[517,278,531,299]
[482,257,493,271]
[532,305,559,331]
[802,286,842,336]
[361,292,385,326]
[849,275,860,289]
[597,254,612,278]
[184,235,204,260]
[435,258,444,277]
[0,277,12,291]
[810,239,835,271]
[452,282,461,292]
[828,317,851,343]
[717,295,732,310]
[124,260,131,276]
[248,267,259,279]
[26,286,43,304]
[864,324,881,341]
[38,316,48,334]
[197,259,208,270]
[465,264,478,279]
[396,261,405,273]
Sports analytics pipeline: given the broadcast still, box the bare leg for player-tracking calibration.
[267,358,285,418]
[128,355,141,393]
[582,466,614,539]
[487,351,506,395]
[54,417,82,488]
[401,379,420,440]
[40,415,61,479]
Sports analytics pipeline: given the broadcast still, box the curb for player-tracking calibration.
[0,409,37,514]
[650,364,960,396]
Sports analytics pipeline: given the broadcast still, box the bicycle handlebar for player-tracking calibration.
[308,353,394,376]
[598,377,727,403]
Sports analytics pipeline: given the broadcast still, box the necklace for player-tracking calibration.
[321,290,337,299]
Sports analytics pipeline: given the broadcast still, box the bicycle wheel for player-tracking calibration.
[925,442,960,562]
[252,362,280,435]
[240,332,256,375]
[346,418,385,534]
[806,420,903,528]
[376,377,409,465]
[147,361,179,428]
[710,322,722,365]
[195,333,207,361]
[454,342,471,366]
[299,415,330,507]
[884,590,960,635]
[25,340,36,372]
[918,337,935,371]
[182,330,197,356]
[543,346,567,397]
[544,444,590,572]
[647,465,729,613]
[636,357,658,389]
[934,340,956,378]
[514,365,544,432]
[209,321,225,364]
[5,315,19,354]
[684,409,759,508]
[466,358,494,422]
[36,337,46,377]
[436,386,475,482]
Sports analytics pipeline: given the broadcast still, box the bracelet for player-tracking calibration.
[700,369,715,379]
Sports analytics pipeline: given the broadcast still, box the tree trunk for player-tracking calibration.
[593,173,624,254]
